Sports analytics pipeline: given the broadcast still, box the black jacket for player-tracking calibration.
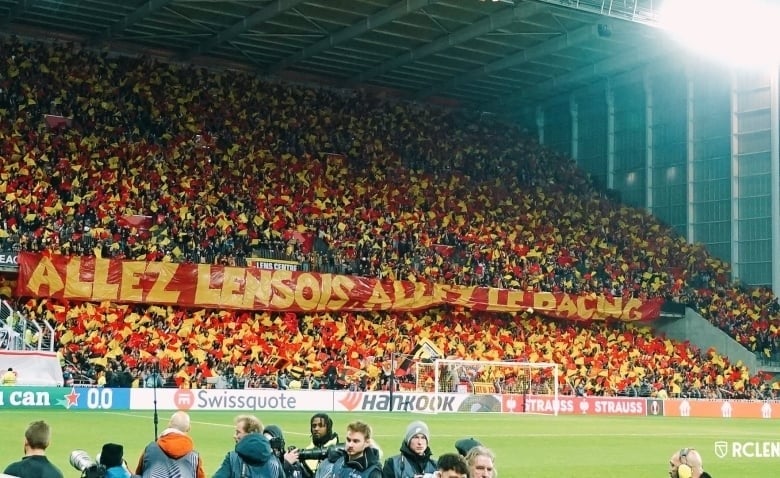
[381,441,436,478]
[319,447,382,478]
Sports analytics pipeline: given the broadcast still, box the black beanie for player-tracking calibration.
[454,437,481,457]
[264,425,286,450]
[99,443,124,468]
[264,425,284,440]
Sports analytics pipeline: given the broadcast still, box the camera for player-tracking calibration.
[297,444,344,462]
[297,447,329,462]
[268,437,285,454]
[69,450,107,478]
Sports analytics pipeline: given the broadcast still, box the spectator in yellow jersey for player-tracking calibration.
[2,367,17,386]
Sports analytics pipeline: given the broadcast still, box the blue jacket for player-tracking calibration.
[212,433,284,478]
[105,466,132,478]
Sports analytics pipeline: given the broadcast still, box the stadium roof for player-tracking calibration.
[0,0,672,113]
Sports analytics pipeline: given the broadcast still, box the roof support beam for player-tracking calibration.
[91,0,176,44]
[416,24,597,99]
[267,0,439,75]
[185,0,308,58]
[492,43,666,110]
[1,0,38,28]
[348,2,545,86]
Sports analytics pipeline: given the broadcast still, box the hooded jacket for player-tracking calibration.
[265,425,300,478]
[381,441,436,478]
[263,425,286,453]
[213,432,283,478]
[135,428,205,478]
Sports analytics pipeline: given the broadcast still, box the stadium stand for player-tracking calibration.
[0,36,779,397]
[38,300,774,399]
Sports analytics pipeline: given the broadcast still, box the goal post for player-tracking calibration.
[432,359,560,415]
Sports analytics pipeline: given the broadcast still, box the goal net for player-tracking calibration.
[413,359,560,415]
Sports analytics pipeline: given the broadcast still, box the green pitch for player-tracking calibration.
[0,410,775,478]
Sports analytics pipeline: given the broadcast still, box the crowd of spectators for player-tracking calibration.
[1,36,780,394]
[34,299,773,399]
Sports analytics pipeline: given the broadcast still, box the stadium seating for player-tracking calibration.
[33,297,767,398]
[1,36,778,395]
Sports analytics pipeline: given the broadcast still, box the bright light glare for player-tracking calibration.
[659,0,780,68]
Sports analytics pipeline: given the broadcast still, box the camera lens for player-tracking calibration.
[69,450,95,472]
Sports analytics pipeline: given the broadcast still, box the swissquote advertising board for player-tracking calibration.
[128,389,780,418]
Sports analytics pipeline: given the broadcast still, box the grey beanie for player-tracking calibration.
[404,421,430,445]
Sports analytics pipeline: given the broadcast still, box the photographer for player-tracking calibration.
[382,421,437,478]
[263,425,296,478]
[98,444,131,478]
[289,413,340,478]
[213,415,283,478]
[135,411,205,478]
[315,421,381,478]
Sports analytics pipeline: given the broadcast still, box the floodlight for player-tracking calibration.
[659,0,780,68]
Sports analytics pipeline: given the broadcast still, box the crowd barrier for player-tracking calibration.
[1,387,778,419]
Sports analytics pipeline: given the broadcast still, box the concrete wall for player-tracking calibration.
[653,308,758,372]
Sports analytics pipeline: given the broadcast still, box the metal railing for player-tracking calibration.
[534,0,663,27]
[0,299,55,352]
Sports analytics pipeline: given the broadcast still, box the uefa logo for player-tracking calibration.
[714,441,728,459]
[173,389,195,411]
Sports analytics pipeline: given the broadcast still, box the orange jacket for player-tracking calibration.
[135,430,205,478]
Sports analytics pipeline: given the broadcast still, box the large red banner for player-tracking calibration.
[16,252,663,320]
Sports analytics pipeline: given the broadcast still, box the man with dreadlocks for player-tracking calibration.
[287,413,340,478]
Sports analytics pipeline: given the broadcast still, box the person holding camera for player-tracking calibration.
[669,448,712,478]
[3,420,64,478]
[213,415,283,478]
[265,425,302,478]
[98,444,132,478]
[435,454,470,478]
[315,421,381,478]
[289,413,340,478]
[135,411,206,478]
[382,421,437,478]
